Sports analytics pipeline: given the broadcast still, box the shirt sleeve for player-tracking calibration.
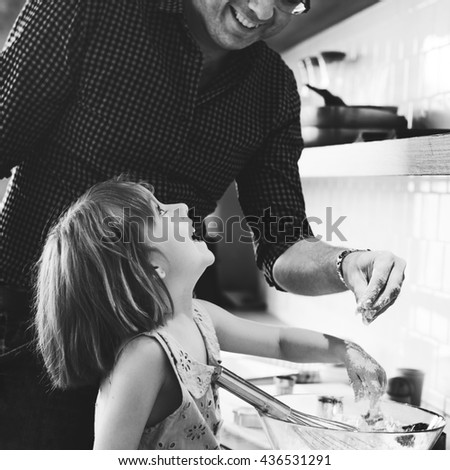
[0,0,87,178]
[236,70,313,291]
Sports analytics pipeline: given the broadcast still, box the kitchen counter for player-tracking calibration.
[219,352,353,450]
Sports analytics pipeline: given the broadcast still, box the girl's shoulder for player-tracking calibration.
[95,335,180,448]
[110,334,170,389]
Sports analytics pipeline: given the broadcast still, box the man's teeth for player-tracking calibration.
[232,8,260,29]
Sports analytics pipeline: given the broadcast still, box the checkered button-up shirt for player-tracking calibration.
[1,0,311,290]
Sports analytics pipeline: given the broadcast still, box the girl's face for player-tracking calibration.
[147,197,215,281]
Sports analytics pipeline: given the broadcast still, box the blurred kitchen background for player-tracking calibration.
[1,0,450,432]
[215,0,450,425]
[268,0,450,420]
[266,0,450,421]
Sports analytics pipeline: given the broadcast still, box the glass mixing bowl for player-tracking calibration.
[259,394,446,450]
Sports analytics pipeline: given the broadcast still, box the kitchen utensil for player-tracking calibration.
[306,84,347,106]
[301,57,323,87]
[305,84,400,114]
[387,377,412,404]
[233,407,262,428]
[301,106,405,129]
[216,366,357,431]
[299,51,347,88]
[274,375,296,395]
[301,85,407,146]
[302,84,407,128]
[397,368,425,407]
[259,394,446,450]
[301,127,395,147]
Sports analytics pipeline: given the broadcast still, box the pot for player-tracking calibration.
[301,106,407,129]
[301,126,396,147]
[301,84,408,146]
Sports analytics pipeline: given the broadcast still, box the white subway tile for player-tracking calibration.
[438,45,450,95]
[412,193,423,239]
[431,179,449,194]
[434,1,450,44]
[442,245,450,294]
[423,48,441,97]
[419,179,432,194]
[430,312,449,344]
[415,306,431,336]
[402,333,437,371]
[417,240,429,286]
[424,241,445,290]
[406,240,419,278]
[438,195,450,243]
[407,54,422,100]
[421,193,440,240]
[397,40,405,61]
[436,346,450,397]
[422,388,445,412]
[445,396,450,417]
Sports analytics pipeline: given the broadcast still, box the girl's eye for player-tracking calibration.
[157,205,168,216]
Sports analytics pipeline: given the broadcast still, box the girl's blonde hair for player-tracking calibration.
[34,178,173,389]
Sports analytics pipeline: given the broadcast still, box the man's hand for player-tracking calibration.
[272,241,406,322]
[342,250,406,324]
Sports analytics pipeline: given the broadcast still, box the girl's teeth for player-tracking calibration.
[234,9,259,29]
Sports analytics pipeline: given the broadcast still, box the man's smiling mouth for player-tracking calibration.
[230,6,261,30]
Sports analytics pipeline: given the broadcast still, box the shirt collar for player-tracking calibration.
[157,0,184,15]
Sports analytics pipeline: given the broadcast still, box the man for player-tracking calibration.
[1,0,405,449]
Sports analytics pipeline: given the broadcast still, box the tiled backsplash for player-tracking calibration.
[282,0,450,129]
[266,176,450,415]
[268,0,450,416]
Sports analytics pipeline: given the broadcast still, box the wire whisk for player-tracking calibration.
[216,365,358,432]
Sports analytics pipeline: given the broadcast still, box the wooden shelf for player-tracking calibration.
[298,133,450,177]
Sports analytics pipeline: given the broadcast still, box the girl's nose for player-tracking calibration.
[248,0,275,21]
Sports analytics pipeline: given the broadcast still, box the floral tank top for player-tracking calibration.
[137,301,222,450]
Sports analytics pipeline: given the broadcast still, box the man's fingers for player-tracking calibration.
[349,273,370,305]
[358,253,400,309]
[369,262,406,311]
[358,261,406,323]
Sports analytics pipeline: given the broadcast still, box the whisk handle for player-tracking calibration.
[215,366,292,421]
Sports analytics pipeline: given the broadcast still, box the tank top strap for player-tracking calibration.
[142,330,181,378]
[144,327,218,400]
[192,300,221,367]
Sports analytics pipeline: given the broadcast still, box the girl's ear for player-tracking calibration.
[153,266,166,279]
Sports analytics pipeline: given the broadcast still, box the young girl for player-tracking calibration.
[34,178,386,450]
